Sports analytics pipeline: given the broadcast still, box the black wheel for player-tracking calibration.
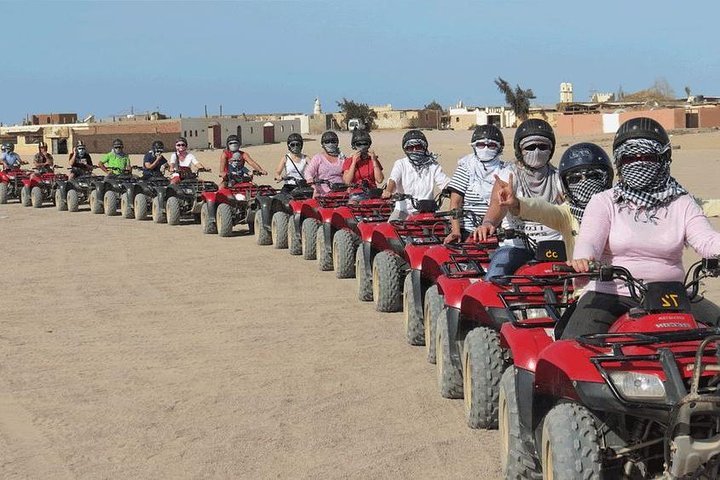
[55,189,67,211]
[541,403,602,480]
[67,189,79,212]
[356,245,373,301]
[200,202,217,233]
[217,203,234,237]
[20,186,31,207]
[255,210,271,244]
[0,182,7,204]
[301,217,320,260]
[316,227,333,271]
[333,229,359,279]
[134,193,148,220]
[463,327,507,429]
[151,196,165,223]
[403,274,424,345]
[166,196,181,225]
[423,285,443,364]
[435,309,463,398]
[31,186,43,208]
[287,216,302,255]
[499,367,541,480]
[271,212,290,249]
[120,192,134,218]
[89,189,103,214]
[104,190,119,216]
[372,250,404,312]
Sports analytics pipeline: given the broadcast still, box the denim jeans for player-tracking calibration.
[484,246,535,282]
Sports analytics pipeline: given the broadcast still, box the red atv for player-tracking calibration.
[356,193,451,312]
[20,167,68,208]
[315,183,391,274]
[432,230,570,430]
[499,260,720,479]
[200,171,276,237]
[0,166,32,204]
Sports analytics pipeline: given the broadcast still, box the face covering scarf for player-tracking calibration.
[322,143,340,156]
[461,138,502,191]
[612,138,687,223]
[404,138,437,172]
[514,135,560,203]
[566,170,608,222]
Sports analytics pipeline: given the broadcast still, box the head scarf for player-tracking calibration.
[566,169,609,222]
[612,138,687,223]
[462,137,503,187]
[404,138,438,172]
[514,135,561,203]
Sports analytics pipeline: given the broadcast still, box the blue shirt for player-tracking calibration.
[1,152,21,168]
[142,151,167,178]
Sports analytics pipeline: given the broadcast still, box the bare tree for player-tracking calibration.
[494,77,535,122]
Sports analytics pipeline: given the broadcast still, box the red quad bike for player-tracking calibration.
[432,229,571,430]
[287,180,355,259]
[256,176,315,249]
[356,193,451,313]
[499,260,720,479]
[152,168,218,225]
[200,171,277,237]
[0,166,32,204]
[20,166,68,208]
[402,209,497,347]
[315,182,391,274]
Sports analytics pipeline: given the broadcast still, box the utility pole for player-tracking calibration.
[219,105,223,117]
[204,105,208,118]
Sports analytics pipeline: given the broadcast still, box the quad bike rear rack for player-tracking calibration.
[348,200,394,222]
[318,195,350,208]
[439,244,495,279]
[391,218,449,246]
[496,275,575,326]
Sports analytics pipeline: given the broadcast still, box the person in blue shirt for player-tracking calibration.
[142,140,168,178]
[0,143,24,170]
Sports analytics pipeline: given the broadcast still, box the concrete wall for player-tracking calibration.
[73,120,181,154]
[556,114,604,137]
[178,118,301,149]
[557,107,689,137]
[619,108,686,130]
[698,106,720,128]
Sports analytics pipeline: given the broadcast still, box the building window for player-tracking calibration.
[456,117,460,122]
[46,117,51,123]
[194,130,198,137]
[281,125,284,132]
[184,131,187,137]
[291,125,294,131]
[425,113,429,121]
[250,127,254,134]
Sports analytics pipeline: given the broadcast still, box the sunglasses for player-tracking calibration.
[77,147,86,151]
[618,152,662,165]
[288,142,302,148]
[176,143,187,147]
[565,169,605,185]
[523,144,550,151]
[355,142,371,148]
[473,141,500,149]
[113,146,124,149]
[405,144,425,152]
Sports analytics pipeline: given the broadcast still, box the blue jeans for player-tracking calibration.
[485,246,534,282]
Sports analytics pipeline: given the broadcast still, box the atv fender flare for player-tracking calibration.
[446,306,463,369]
[206,200,217,225]
[361,241,373,278]
[408,269,424,327]
[255,195,275,231]
[321,222,334,259]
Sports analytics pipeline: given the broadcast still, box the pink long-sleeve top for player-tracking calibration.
[574,190,720,297]
[304,153,344,196]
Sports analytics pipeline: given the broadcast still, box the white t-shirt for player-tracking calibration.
[389,157,451,213]
[284,154,308,185]
[170,152,199,168]
[495,165,563,246]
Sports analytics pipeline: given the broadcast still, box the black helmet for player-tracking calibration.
[613,117,670,151]
[287,133,303,154]
[39,141,48,150]
[320,131,338,145]
[558,143,614,197]
[471,124,504,149]
[3,142,13,152]
[112,138,124,148]
[176,137,187,146]
[76,140,86,148]
[152,140,164,153]
[513,119,555,161]
[226,134,239,147]
[401,129,428,149]
[351,129,372,149]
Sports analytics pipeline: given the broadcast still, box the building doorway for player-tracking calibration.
[263,122,274,143]
[685,112,699,128]
[51,138,68,155]
[236,126,242,145]
[208,124,222,148]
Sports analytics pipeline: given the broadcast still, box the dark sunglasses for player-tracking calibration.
[618,152,662,165]
[473,141,500,149]
[523,144,550,151]
[355,142,371,148]
[288,142,302,148]
[176,143,187,147]
[565,169,605,185]
[405,144,425,152]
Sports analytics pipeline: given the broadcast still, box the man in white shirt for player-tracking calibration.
[382,130,450,220]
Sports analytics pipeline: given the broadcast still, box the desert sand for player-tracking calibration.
[1,128,719,479]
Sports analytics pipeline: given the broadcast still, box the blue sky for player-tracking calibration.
[3,0,718,124]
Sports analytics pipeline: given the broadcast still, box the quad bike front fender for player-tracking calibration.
[321,222,334,259]
[255,195,275,230]
[206,201,217,224]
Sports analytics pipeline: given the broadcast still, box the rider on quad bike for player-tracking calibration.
[444,124,507,244]
[68,141,94,179]
[219,134,266,188]
[142,140,168,178]
[169,137,207,184]
[342,129,383,188]
[99,138,131,176]
[32,142,54,175]
[273,133,308,193]
[382,129,450,221]
[305,131,345,197]
[1,142,24,170]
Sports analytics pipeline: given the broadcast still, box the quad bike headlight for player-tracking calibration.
[609,371,666,401]
[234,193,246,201]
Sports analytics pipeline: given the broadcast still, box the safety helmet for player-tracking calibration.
[471,124,504,150]
[558,143,614,201]
[76,140,86,148]
[320,131,338,145]
[39,141,48,150]
[2,142,12,152]
[613,117,670,159]
[175,137,187,146]
[513,119,555,161]
[351,129,372,149]
[401,129,428,150]
[226,135,239,147]
[151,140,164,153]
[112,138,124,148]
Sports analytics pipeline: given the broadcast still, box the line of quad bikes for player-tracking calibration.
[2,162,720,479]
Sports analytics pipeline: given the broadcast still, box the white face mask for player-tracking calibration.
[228,142,240,152]
[522,149,551,169]
[473,146,498,162]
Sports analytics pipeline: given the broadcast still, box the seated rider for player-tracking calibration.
[0,143,24,170]
[274,133,308,193]
[68,141,93,178]
[305,130,345,197]
[342,129,384,188]
[444,124,506,243]
[142,140,168,178]
[99,138,130,176]
[382,129,451,221]
[565,118,720,338]
[33,142,54,175]
[220,135,267,187]
[169,137,206,184]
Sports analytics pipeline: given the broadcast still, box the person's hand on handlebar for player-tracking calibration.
[472,223,496,242]
[443,231,461,244]
[568,257,594,273]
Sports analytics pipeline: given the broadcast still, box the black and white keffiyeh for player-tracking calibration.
[566,170,608,222]
[404,138,438,172]
[612,138,688,223]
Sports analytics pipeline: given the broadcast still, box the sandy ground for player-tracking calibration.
[1,128,720,479]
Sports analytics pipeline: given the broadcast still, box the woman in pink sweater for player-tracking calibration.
[565,117,720,338]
